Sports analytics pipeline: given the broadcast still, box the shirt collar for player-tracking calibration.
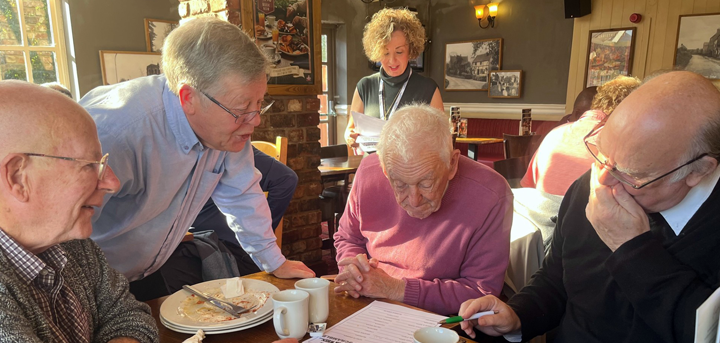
[0,228,67,285]
[163,80,204,154]
[661,165,720,235]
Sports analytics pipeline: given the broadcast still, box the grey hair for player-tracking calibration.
[162,17,269,95]
[671,113,720,182]
[377,104,453,167]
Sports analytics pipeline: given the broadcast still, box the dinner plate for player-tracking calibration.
[257,31,272,40]
[159,278,279,330]
[160,312,273,335]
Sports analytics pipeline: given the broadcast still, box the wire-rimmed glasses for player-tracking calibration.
[23,153,110,180]
[583,123,707,189]
[201,92,274,124]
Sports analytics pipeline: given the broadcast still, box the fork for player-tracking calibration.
[182,285,257,317]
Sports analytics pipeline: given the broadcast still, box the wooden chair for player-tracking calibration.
[503,133,542,159]
[319,144,352,258]
[251,136,288,248]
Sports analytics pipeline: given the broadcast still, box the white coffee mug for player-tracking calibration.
[272,290,309,339]
[262,44,276,59]
[267,15,276,27]
[294,278,330,323]
[413,327,460,343]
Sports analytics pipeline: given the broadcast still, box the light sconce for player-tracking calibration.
[475,3,498,29]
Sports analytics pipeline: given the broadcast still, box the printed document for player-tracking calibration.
[304,301,447,343]
[351,111,385,153]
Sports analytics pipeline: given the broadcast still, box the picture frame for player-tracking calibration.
[444,38,502,91]
[250,0,322,95]
[488,70,523,98]
[673,13,720,80]
[99,50,162,85]
[584,28,636,87]
[144,18,178,53]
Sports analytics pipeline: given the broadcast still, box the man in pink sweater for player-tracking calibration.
[333,104,512,315]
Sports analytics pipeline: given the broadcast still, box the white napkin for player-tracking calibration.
[221,277,244,299]
[182,329,205,343]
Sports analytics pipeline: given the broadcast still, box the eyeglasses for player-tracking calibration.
[583,124,707,189]
[24,153,110,180]
[201,92,274,124]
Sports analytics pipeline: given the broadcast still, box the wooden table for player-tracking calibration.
[147,272,497,342]
[454,137,504,161]
[318,155,364,177]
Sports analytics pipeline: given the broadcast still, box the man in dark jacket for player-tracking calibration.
[458,71,720,343]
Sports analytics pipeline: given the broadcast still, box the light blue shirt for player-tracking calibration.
[80,75,285,282]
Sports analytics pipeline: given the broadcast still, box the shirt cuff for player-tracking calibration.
[503,330,522,342]
[403,277,420,307]
[255,243,286,272]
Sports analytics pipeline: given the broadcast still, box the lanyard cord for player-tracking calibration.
[379,68,412,121]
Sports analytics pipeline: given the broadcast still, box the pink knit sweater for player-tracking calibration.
[334,154,512,315]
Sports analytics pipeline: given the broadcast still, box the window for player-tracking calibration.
[0,0,68,86]
[318,24,337,147]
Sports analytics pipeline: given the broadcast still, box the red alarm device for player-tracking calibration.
[630,13,642,23]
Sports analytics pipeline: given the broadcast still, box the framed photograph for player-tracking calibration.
[674,13,720,80]
[488,70,522,98]
[99,51,162,85]
[252,0,321,94]
[584,28,636,87]
[144,19,178,53]
[444,38,503,91]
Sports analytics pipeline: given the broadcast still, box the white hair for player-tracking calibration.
[377,104,453,167]
[162,17,268,95]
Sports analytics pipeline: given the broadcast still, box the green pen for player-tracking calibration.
[437,310,496,324]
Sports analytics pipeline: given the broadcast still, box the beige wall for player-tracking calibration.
[565,0,720,112]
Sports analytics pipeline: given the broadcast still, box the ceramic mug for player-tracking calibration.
[413,327,460,343]
[266,15,276,27]
[272,290,309,339]
[294,278,330,323]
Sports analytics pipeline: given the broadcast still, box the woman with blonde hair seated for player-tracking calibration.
[345,8,443,153]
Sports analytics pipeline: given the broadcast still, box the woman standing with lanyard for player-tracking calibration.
[345,8,444,153]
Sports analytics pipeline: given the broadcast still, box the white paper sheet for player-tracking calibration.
[695,286,720,343]
[351,111,385,153]
[304,301,447,343]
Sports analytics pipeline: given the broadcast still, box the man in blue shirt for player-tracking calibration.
[80,17,314,299]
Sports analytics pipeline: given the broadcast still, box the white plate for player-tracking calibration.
[161,312,273,335]
[160,278,279,330]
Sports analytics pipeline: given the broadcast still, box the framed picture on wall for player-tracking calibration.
[584,28,636,87]
[252,0,319,93]
[488,70,522,98]
[674,13,720,80]
[444,38,503,91]
[144,19,178,53]
[99,51,162,85]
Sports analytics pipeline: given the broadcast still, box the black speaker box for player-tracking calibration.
[565,0,591,18]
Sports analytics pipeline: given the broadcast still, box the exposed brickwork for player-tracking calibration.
[178,5,323,268]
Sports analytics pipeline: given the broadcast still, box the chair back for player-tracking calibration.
[503,133,541,159]
[252,136,288,164]
[320,144,349,159]
[493,156,531,188]
[251,136,288,248]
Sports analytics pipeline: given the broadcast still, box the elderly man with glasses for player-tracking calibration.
[79,18,314,301]
[457,71,720,343]
[0,81,158,342]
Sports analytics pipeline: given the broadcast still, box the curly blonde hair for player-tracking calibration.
[591,75,641,115]
[362,8,425,62]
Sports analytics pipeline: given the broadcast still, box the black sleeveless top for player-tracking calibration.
[356,64,438,120]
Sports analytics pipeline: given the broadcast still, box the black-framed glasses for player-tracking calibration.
[24,153,109,180]
[583,124,708,189]
[201,92,274,124]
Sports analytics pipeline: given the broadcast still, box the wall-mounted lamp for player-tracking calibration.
[475,3,498,29]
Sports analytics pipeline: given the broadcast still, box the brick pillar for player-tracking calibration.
[177,4,325,271]
[254,97,324,270]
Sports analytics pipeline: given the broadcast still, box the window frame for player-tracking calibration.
[319,23,338,146]
[0,0,70,87]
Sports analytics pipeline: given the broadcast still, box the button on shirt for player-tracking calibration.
[0,229,90,343]
[80,75,284,281]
